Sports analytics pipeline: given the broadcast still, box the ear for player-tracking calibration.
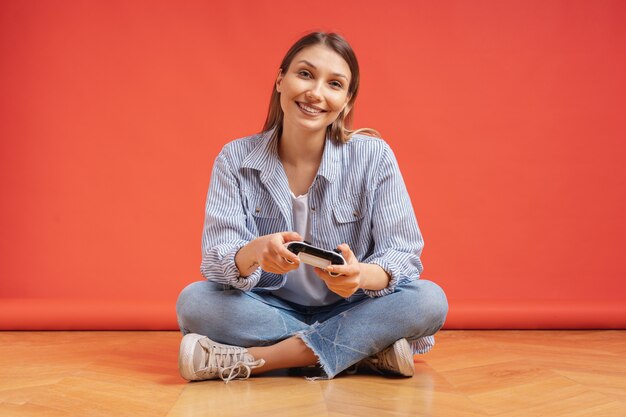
[275,69,284,93]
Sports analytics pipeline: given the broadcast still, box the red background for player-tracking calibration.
[1,0,625,329]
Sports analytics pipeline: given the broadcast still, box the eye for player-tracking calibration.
[298,69,312,78]
[329,80,344,89]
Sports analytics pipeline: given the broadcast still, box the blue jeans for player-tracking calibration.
[176,279,448,379]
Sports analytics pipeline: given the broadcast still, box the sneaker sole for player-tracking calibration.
[393,338,415,377]
[178,333,207,381]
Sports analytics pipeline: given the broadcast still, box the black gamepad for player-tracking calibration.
[284,241,345,277]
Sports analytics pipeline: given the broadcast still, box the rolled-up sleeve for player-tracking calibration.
[200,152,261,291]
[362,145,424,297]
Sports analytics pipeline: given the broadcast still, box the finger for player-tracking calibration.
[336,243,355,263]
[314,269,344,290]
[263,258,291,273]
[278,247,300,264]
[277,254,302,270]
[282,256,301,269]
[326,262,357,275]
[313,267,331,281]
[315,267,344,280]
[325,265,347,276]
[271,243,300,264]
[281,231,304,243]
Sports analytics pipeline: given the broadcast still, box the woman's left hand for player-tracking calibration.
[314,243,362,298]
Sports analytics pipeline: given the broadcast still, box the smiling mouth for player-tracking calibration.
[297,102,326,115]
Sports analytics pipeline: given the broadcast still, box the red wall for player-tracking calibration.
[1,0,625,330]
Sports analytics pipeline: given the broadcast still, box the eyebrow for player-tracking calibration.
[297,60,349,81]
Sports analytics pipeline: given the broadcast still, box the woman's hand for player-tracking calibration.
[314,243,362,298]
[249,232,303,274]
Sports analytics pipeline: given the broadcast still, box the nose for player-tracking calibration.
[305,82,323,102]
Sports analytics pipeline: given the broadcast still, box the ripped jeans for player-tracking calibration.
[176,279,448,379]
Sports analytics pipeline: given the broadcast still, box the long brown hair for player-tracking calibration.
[262,32,379,143]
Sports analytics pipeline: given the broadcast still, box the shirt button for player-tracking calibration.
[311,207,316,212]
[353,211,359,217]
[255,207,261,213]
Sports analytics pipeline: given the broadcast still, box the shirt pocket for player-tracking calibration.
[331,197,369,257]
[245,193,283,235]
[333,200,365,224]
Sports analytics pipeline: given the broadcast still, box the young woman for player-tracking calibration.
[176,32,448,383]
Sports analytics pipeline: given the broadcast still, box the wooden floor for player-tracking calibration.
[1,331,625,417]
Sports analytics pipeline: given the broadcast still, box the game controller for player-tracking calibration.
[284,241,345,277]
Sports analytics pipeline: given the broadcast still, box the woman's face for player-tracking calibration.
[276,44,352,137]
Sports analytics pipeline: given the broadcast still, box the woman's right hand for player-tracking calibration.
[246,232,303,275]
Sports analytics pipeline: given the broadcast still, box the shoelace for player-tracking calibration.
[197,339,263,383]
[220,361,252,383]
[358,349,394,374]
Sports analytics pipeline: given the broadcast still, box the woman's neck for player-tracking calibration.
[278,124,326,167]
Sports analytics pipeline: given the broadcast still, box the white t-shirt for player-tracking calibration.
[271,192,343,306]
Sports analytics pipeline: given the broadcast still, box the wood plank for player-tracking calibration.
[1,330,624,416]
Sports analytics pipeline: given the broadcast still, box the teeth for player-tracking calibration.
[299,103,322,113]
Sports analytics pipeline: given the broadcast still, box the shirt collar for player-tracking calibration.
[241,127,342,184]
[316,133,341,184]
[240,129,280,184]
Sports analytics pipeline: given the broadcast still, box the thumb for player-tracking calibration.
[281,231,303,243]
[337,243,354,262]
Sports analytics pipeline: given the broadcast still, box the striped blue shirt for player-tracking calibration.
[200,129,434,354]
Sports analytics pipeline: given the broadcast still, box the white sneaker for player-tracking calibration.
[178,333,265,383]
[356,338,415,377]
